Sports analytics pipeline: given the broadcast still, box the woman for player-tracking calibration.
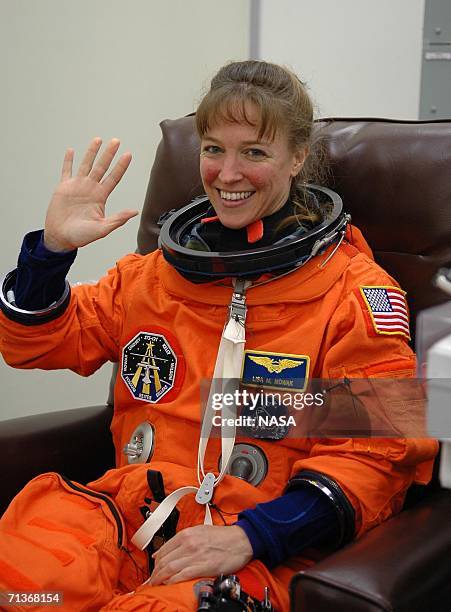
[0,61,437,611]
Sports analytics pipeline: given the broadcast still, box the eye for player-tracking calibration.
[201,145,222,155]
[244,148,267,159]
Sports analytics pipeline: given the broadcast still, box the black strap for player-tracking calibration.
[147,469,166,502]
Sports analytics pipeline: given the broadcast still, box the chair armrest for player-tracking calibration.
[0,405,115,516]
[290,489,451,612]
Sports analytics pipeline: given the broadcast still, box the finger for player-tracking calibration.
[90,138,121,182]
[101,151,132,196]
[76,137,103,176]
[149,555,187,586]
[149,534,194,585]
[61,148,74,180]
[163,564,207,585]
[98,209,139,237]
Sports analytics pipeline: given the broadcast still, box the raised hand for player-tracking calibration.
[44,138,138,252]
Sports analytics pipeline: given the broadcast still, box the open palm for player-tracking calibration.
[44,138,138,252]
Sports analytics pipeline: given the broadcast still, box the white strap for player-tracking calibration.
[197,340,243,485]
[198,279,250,486]
[131,279,250,552]
[132,486,198,549]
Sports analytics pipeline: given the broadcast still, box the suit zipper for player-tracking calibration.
[60,475,124,548]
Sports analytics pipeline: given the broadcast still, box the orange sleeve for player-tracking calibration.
[0,254,145,377]
[291,268,438,535]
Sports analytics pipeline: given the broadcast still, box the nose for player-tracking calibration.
[218,154,244,184]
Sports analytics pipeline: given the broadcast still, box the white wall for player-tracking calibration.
[0,0,250,420]
[257,0,425,118]
[0,0,427,420]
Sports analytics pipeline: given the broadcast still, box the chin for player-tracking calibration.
[216,214,253,230]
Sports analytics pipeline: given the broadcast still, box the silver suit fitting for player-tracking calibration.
[0,269,71,325]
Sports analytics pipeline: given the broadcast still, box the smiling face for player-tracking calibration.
[199,105,306,229]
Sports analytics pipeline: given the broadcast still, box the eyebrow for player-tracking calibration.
[202,136,272,146]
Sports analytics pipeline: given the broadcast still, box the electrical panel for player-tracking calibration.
[420,0,451,119]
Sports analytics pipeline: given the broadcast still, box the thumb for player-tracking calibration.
[101,209,139,235]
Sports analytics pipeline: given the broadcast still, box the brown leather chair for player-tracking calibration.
[2,117,451,611]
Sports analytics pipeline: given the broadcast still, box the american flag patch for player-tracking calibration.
[359,286,410,339]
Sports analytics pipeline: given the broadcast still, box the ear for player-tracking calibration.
[290,146,309,177]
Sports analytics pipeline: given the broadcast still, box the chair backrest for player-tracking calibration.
[137,116,451,341]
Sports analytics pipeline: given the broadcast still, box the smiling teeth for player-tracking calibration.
[220,190,253,201]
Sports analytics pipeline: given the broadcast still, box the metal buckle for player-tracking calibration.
[195,472,215,505]
[229,279,247,326]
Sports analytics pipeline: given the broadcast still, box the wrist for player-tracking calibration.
[43,231,73,254]
[229,525,253,563]
[22,230,77,262]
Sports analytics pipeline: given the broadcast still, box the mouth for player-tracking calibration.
[216,189,255,206]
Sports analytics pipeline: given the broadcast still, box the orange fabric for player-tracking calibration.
[100,560,292,611]
[0,559,41,591]
[0,231,438,610]
[4,527,74,565]
[27,516,97,548]
[246,218,264,242]
[0,473,131,610]
[345,224,374,259]
[200,215,219,223]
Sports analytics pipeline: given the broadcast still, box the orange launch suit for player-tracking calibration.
[0,231,438,611]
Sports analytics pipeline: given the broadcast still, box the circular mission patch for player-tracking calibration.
[121,331,177,403]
